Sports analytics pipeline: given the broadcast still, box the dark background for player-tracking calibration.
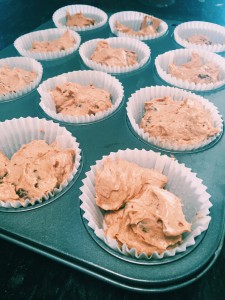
[1,237,225,300]
[0,1,225,299]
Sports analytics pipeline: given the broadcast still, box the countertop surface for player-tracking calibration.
[0,237,225,300]
[1,1,225,299]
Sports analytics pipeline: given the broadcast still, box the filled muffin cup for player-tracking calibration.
[109,11,168,41]
[155,49,225,91]
[174,21,225,53]
[80,148,212,259]
[79,37,151,74]
[0,117,81,208]
[14,28,81,61]
[0,57,43,102]
[52,4,108,32]
[126,85,223,151]
[37,70,124,123]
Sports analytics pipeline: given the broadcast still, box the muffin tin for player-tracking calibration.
[0,15,225,292]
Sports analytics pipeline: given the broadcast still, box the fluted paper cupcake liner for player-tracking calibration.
[155,49,225,91]
[0,57,42,102]
[14,28,81,61]
[126,85,223,151]
[52,4,108,32]
[80,148,212,259]
[37,70,124,123]
[109,11,168,40]
[174,21,225,53]
[0,117,81,208]
[79,37,151,74]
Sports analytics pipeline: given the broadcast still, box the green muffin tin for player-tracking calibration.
[0,15,225,292]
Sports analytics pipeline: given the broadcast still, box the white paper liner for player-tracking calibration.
[80,148,212,259]
[126,86,223,151]
[155,49,225,91]
[174,21,225,53]
[52,4,108,32]
[0,57,43,102]
[79,37,151,74]
[14,28,81,61]
[109,11,168,41]
[37,70,124,123]
[0,117,81,208]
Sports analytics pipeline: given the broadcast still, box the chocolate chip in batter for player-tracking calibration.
[198,74,211,79]
[16,188,28,198]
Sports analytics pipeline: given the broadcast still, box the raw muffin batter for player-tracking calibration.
[187,35,212,45]
[96,158,168,210]
[66,12,95,27]
[168,52,220,84]
[104,185,191,255]
[30,30,75,52]
[91,40,138,67]
[50,82,112,116]
[0,65,36,95]
[115,15,161,36]
[96,158,191,255]
[0,140,75,204]
[140,96,219,146]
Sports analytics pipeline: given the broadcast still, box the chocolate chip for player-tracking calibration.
[141,227,148,233]
[16,188,28,198]
[198,74,211,79]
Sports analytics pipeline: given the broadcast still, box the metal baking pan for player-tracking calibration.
[0,16,225,293]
